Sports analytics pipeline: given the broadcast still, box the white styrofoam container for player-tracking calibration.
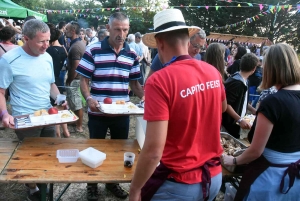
[224,182,237,201]
[79,147,106,168]
[135,117,146,149]
[56,149,79,163]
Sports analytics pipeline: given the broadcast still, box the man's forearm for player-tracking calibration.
[0,91,8,114]
[67,69,78,83]
[80,77,90,99]
[247,104,257,114]
[129,81,144,99]
[226,104,241,121]
[50,83,60,100]
[130,151,161,194]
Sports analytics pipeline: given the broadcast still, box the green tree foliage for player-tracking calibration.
[12,0,300,50]
[169,0,300,51]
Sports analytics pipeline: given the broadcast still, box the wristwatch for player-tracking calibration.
[233,157,237,165]
[237,118,243,124]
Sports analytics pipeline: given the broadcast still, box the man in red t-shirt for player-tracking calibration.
[129,9,227,201]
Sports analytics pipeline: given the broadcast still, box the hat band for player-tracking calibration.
[154,21,186,32]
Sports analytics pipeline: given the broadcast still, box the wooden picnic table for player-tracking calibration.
[0,139,19,173]
[0,137,140,201]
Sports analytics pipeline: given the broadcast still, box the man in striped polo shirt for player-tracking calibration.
[76,12,144,200]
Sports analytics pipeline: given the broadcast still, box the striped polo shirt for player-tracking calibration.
[76,37,140,110]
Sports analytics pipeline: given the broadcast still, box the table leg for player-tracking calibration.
[40,184,47,201]
[49,183,54,201]
[55,183,71,201]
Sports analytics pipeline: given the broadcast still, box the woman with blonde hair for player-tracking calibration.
[204,43,226,81]
[79,29,88,46]
[223,43,300,201]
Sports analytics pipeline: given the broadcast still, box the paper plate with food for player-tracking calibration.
[14,108,78,129]
[97,97,144,115]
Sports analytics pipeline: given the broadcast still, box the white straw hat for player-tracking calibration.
[142,9,201,48]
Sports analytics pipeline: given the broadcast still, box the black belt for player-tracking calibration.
[167,178,181,183]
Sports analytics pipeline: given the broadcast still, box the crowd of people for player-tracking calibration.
[0,8,299,201]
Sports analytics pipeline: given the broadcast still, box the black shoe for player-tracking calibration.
[27,191,41,201]
[106,183,128,199]
[87,184,99,201]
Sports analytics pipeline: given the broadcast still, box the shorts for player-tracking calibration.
[15,126,55,141]
[66,80,82,111]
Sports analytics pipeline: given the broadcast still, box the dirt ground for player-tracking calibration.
[0,97,224,201]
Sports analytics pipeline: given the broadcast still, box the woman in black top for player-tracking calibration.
[46,23,70,138]
[226,46,247,76]
[223,44,300,200]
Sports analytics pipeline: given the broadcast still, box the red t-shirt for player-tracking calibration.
[144,59,225,184]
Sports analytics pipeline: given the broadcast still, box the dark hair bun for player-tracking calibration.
[47,23,61,43]
[0,26,16,41]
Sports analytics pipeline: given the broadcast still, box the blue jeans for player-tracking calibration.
[88,115,129,139]
[59,70,67,93]
[152,173,222,201]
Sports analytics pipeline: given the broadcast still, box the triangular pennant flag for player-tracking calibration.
[277,6,281,12]
[116,8,119,10]
[281,5,285,11]
[252,17,255,21]
[216,6,219,11]
[297,4,300,10]
[75,14,77,17]
[70,10,72,13]
[101,8,104,12]
[189,3,191,7]
[259,4,263,10]
[197,6,200,8]
[255,15,259,19]
[288,5,292,12]
[107,8,111,10]
[112,8,115,11]
[227,0,232,2]
[237,4,241,7]
[78,9,80,12]
[170,6,174,9]
[247,3,253,7]
[73,10,76,13]
[86,9,89,12]
[205,6,209,10]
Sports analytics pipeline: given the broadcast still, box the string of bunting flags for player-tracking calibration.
[213,11,269,30]
[38,2,300,14]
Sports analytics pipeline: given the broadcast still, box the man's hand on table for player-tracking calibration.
[87,98,100,112]
[129,188,141,201]
[2,112,15,128]
[222,154,235,166]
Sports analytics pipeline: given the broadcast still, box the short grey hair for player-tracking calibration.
[108,12,129,26]
[190,29,206,41]
[127,34,135,42]
[23,19,49,39]
[85,28,92,34]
